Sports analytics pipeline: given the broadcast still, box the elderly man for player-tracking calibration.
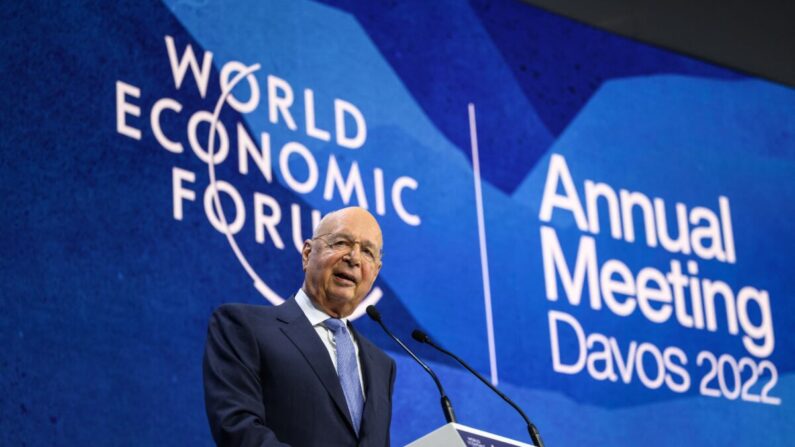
[203,207,396,446]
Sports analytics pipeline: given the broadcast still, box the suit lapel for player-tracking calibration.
[276,299,357,435]
[354,324,381,439]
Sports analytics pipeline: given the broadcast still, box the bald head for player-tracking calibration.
[301,207,383,317]
[313,207,383,245]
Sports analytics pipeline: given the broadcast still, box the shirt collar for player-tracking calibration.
[296,288,350,327]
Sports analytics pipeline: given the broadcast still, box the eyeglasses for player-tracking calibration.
[313,232,382,265]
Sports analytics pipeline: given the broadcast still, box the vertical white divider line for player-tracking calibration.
[468,103,499,386]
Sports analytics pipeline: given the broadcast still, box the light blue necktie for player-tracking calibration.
[324,318,364,434]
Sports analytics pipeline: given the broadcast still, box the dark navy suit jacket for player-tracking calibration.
[203,299,396,446]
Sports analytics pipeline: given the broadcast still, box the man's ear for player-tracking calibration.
[301,240,312,271]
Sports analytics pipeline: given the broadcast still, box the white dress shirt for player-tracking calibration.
[295,289,366,395]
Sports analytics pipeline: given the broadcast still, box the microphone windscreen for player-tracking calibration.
[411,329,430,343]
[365,305,382,322]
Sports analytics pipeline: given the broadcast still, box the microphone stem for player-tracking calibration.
[428,340,543,447]
[375,320,456,423]
[527,422,544,447]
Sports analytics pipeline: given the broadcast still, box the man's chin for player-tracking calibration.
[327,293,364,316]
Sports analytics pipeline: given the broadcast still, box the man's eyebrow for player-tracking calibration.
[335,232,379,247]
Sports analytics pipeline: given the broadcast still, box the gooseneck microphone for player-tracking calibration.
[412,329,545,447]
[365,306,456,424]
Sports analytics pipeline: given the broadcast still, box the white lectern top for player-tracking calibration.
[405,422,535,447]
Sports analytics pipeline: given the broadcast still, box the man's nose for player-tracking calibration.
[343,242,362,265]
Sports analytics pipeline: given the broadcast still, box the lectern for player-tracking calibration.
[406,422,535,447]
